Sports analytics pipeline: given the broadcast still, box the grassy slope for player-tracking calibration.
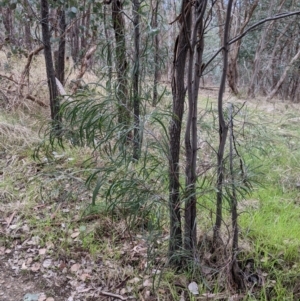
[1,52,300,300]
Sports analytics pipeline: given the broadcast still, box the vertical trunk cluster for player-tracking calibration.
[184,0,207,255]
[246,2,300,102]
[69,3,91,65]
[168,0,207,264]
[168,0,192,263]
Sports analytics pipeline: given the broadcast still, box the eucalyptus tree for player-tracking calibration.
[132,0,140,160]
[215,0,259,95]
[55,5,66,85]
[105,0,131,141]
[169,0,208,263]
[151,0,160,107]
[245,0,300,101]
[41,0,61,130]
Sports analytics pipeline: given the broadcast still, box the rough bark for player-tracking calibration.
[184,0,207,256]
[23,0,32,51]
[168,0,191,265]
[152,0,160,106]
[3,7,15,45]
[103,5,113,86]
[41,0,61,130]
[213,0,233,248]
[111,0,131,135]
[132,0,140,160]
[55,8,66,85]
[70,19,80,64]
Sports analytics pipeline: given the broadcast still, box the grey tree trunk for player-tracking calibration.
[112,0,131,139]
[213,0,232,248]
[132,0,140,160]
[168,0,191,266]
[55,7,66,85]
[184,0,207,256]
[152,0,160,107]
[41,0,61,131]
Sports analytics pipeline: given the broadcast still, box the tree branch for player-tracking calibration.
[203,10,300,72]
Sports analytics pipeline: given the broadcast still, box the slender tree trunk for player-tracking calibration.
[81,0,87,51]
[227,41,241,95]
[55,7,66,85]
[216,0,258,95]
[184,0,207,256]
[71,19,80,64]
[213,0,233,248]
[41,0,61,130]
[132,0,140,160]
[267,47,300,101]
[111,0,131,137]
[248,0,282,97]
[23,0,32,51]
[103,5,112,87]
[3,7,15,45]
[152,0,160,106]
[228,103,238,252]
[168,0,191,265]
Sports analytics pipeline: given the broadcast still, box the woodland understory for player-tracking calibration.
[1,0,300,300]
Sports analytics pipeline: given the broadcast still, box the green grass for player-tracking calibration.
[2,98,300,300]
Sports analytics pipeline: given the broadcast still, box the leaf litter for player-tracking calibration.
[0,201,164,300]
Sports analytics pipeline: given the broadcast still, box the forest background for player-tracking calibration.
[1,0,300,300]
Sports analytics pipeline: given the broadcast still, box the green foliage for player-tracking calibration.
[40,89,171,232]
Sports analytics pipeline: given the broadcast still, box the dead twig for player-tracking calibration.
[99,291,127,300]
[25,94,48,107]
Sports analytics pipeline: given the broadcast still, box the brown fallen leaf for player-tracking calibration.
[80,273,91,281]
[31,262,41,272]
[71,231,80,239]
[70,263,80,273]
[39,248,47,255]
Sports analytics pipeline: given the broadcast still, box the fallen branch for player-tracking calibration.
[0,73,23,86]
[99,291,127,300]
[25,94,48,107]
